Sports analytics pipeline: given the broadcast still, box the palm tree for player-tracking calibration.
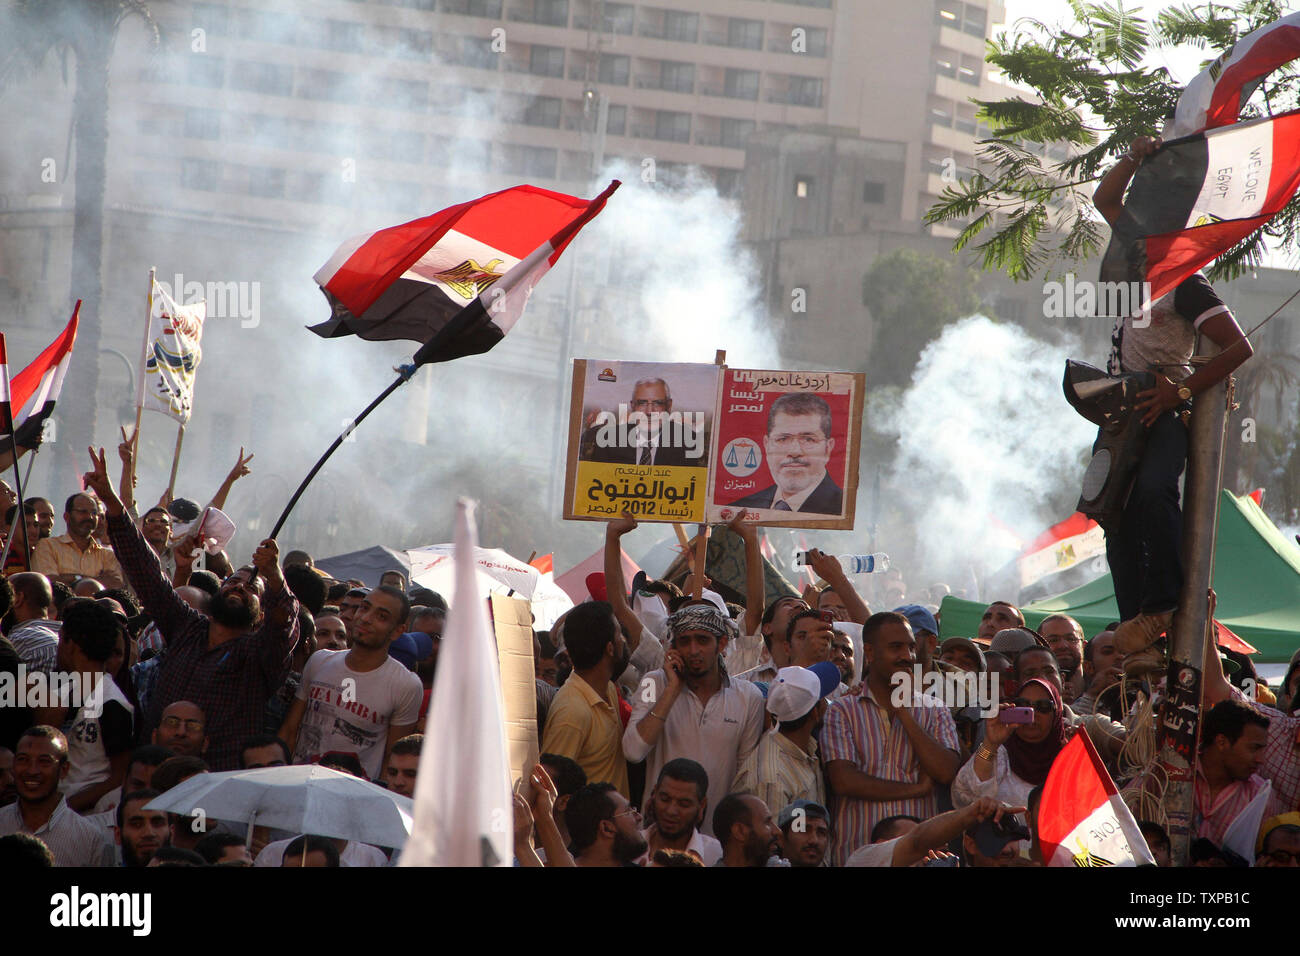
[0,0,158,488]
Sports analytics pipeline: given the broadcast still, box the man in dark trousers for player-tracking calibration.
[1091,135,1253,674]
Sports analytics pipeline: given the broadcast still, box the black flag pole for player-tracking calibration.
[0,334,30,571]
[268,366,415,541]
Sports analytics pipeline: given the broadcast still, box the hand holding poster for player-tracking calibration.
[707,368,863,529]
[564,360,716,523]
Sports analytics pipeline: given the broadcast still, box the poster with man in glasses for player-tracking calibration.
[564,359,717,522]
[708,369,863,529]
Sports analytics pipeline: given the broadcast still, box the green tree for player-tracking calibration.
[861,248,979,387]
[926,0,1300,282]
[0,0,159,486]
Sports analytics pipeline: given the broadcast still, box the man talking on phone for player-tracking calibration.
[623,604,765,837]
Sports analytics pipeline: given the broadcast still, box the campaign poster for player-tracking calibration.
[563,359,717,523]
[707,368,864,529]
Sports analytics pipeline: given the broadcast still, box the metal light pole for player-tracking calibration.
[1156,341,1230,867]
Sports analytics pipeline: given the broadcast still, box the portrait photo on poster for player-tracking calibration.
[707,369,863,529]
[564,359,718,523]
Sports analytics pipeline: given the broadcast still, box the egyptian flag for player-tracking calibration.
[1016,511,1105,589]
[1,303,79,448]
[1100,110,1300,306]
[311,182,620,366]
[1167,12,1300,138]
[1038,732,1156,867]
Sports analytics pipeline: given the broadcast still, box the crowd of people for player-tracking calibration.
[0,436,1296,870]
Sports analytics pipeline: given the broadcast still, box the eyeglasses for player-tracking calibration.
[1009,698,1056,715]
[769,433,827,450]
[161,717,204,733]
[143,516,172,526]
[630,399,670,410]
[614,807,641,821]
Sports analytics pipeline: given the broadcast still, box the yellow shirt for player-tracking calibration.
[541,675,629,798]
[31,534,123,583]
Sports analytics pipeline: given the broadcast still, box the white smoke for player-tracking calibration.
[878,314,1097,595]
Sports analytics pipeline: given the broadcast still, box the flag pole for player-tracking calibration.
[164,422,186,503]
[131,267,156,491]
[0,334,30,571]
[0,449,38,571]
[268,367,416,540]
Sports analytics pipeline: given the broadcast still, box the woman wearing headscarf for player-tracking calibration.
[952,678,1069,812]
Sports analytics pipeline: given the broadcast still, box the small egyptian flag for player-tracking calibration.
[311,182,620,366]
[1,303,80,448]
[1100,110,1300,306]
[1038,732,1156,867]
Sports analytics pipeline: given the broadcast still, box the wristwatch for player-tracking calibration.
[1177,384,1193,401]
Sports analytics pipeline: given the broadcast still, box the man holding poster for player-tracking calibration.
[731,394,842,516]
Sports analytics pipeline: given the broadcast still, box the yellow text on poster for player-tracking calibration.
[572,461,707,523]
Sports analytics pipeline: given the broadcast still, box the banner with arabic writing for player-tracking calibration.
[563,359,717,523]
[707,368,864,529]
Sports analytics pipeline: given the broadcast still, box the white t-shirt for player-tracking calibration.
[255,837,388,867]
[61,676,134,797]
[293,649,423,779]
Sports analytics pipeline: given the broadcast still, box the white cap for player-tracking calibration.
[766,666,822,722]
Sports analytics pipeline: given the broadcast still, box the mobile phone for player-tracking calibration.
[972,817,1031,858]
[998,706,1034,724]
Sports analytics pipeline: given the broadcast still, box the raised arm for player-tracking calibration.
[807,549,870,624]
[605,512,645,646]
[1092,136,1161,226]
[84,447,197,640]
[250,537,300,682]
[208,447,254,511]
[729,514,765,637]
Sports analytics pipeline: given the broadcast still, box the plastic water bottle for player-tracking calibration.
[793,552,890,573]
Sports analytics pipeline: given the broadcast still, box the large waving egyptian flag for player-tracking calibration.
[1167,12,1300,138]
[1,303,79,447]
[1039,732,1156,867]
[1100,110,1300,305]
[311,182,620,365]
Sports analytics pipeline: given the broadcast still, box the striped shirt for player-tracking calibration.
[7,619,60,674]
[821,686,960,867]
[1193,769,1276,847]
[732,728,824,815]
[0,797,116,866]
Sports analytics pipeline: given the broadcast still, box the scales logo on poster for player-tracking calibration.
[721,438,762,477]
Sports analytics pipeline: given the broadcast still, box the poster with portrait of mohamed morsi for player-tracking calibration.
[563,359,718,523]
[706,368,864,530]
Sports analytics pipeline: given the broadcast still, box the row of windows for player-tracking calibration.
[191,4,433,58]
[792,176,887,203]
[935,0,988,38]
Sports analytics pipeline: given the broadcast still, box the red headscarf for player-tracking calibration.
[1004,677,1068,786]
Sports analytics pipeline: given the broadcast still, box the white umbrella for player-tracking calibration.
[145,765,413,849]
[407,543,540,601]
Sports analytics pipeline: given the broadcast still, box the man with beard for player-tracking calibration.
[116,788,169,867]
[624,604,765,836]
[86,447,301,773]
[822,611,961,866]
[732,393,843,515]
[278,585,420,781]
[636,758,721,866]
[1038,614,1086,704]
[713,793,784,866]
[565,782,648,867]
[540,601,631,797]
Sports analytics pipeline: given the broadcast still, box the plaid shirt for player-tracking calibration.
[1230,686,1300,814]
[108,513,299,771]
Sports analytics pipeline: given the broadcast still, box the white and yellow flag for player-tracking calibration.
[138,281,205,423]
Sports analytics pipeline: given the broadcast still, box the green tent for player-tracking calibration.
[938,491,1300,663]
